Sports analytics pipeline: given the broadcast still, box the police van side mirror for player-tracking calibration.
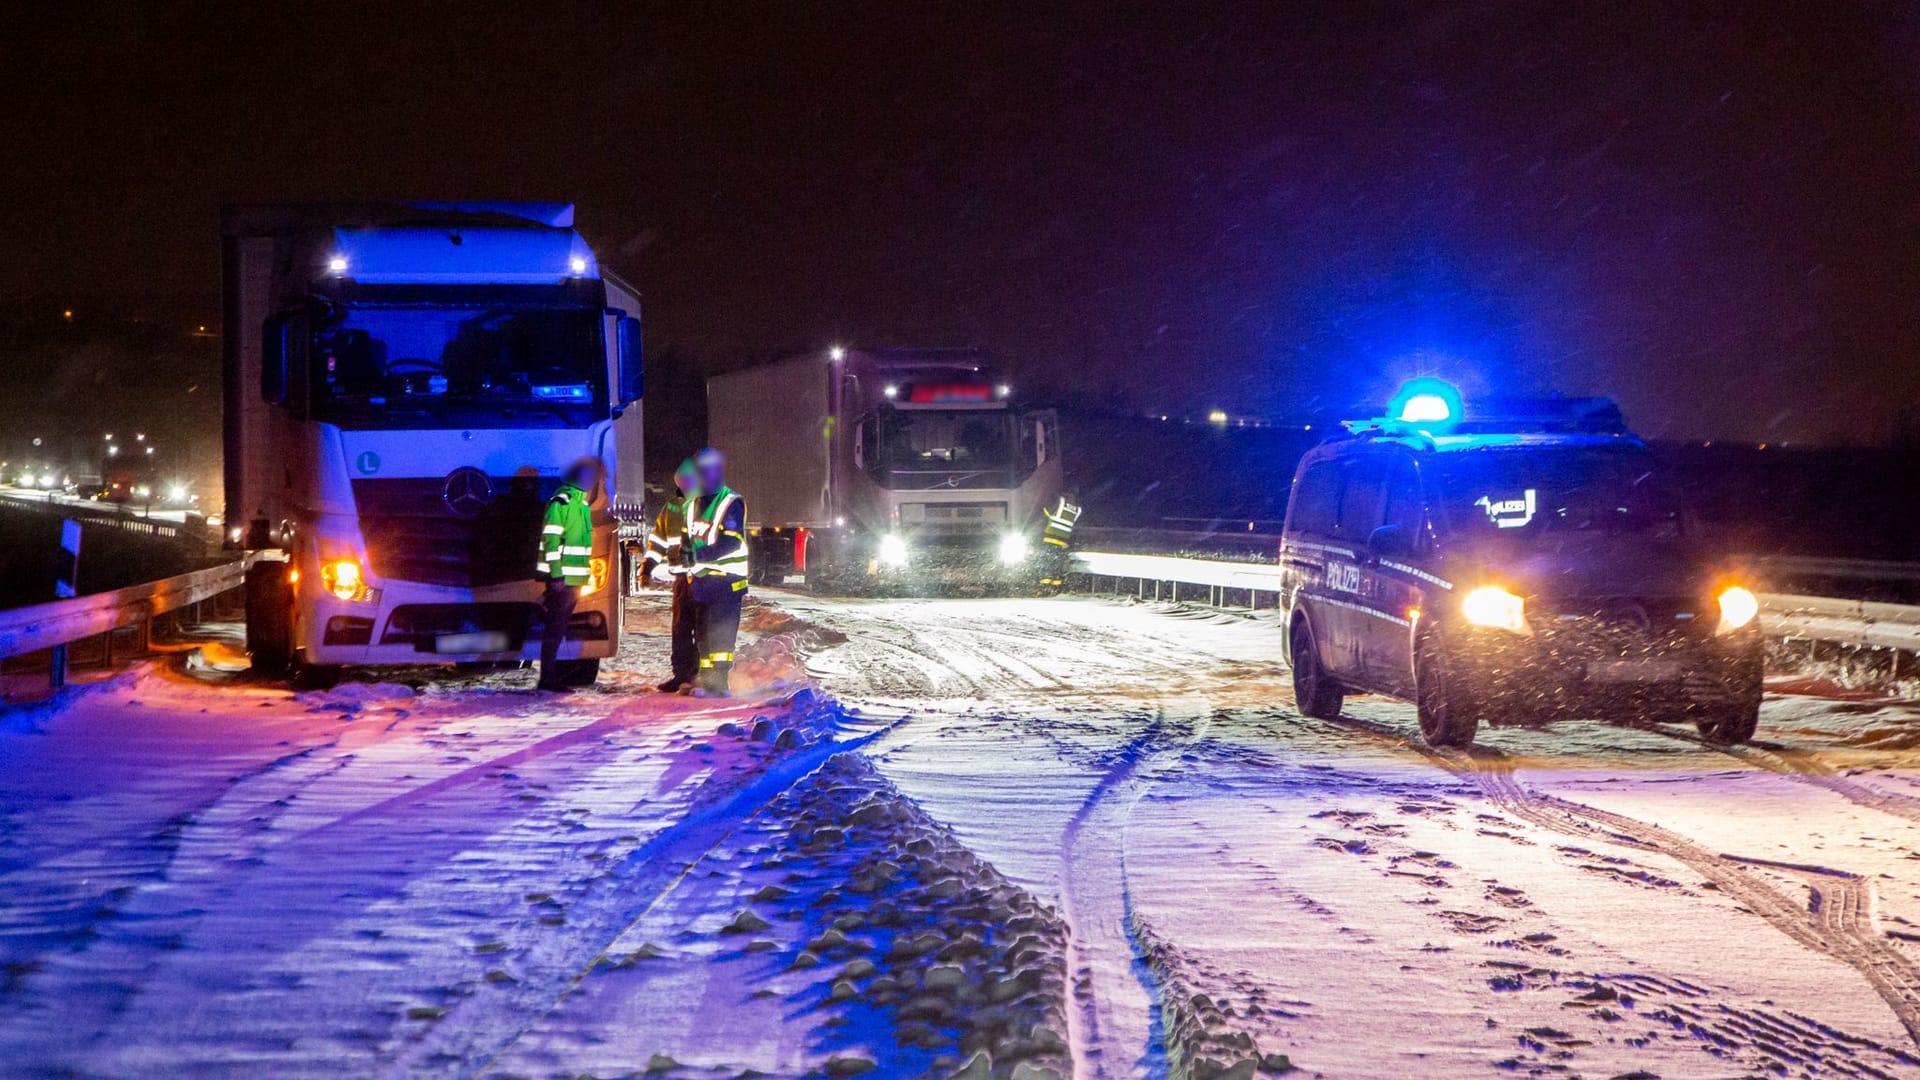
[1368,522,1414,558]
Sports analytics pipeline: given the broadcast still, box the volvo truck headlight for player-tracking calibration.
[1716,585,1759,634]
[1461,585,1530,635]
[878,533,910,567]
[321,559,369,601]
[998,533,1030,565]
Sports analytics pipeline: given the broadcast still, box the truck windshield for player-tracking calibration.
[307,301,606,429]
[1430,448,1686,544]
[864,409,1020,489]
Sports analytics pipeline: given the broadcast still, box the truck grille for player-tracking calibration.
[352,476,555,589]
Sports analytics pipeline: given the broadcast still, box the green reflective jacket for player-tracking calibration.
[539,482,594,584]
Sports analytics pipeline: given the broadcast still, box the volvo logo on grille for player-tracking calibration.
[442,467,494,518]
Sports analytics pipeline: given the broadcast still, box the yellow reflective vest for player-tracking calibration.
[538,482,594,584]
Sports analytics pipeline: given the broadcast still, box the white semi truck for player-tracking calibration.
[707,347,1064,593]
[223,203,643,686]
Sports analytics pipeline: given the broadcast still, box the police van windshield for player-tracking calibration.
[307,299,606,429]
[1431,448,1685,543]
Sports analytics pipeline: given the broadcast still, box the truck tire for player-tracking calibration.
[1415,630,1479,749]
[1695,702,1759,744]
[561,658,601,688]
[290,658,342,691]
[245,561,293,677]
[1289,614,1344,720]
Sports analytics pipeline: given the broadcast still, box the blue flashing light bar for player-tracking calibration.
[1386,378,1463,431]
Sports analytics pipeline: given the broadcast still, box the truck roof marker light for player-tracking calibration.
[569,256,588,275]
[1387,377,1463,431]
[327,255,348,274]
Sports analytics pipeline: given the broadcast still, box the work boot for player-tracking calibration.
[656,677,688,693]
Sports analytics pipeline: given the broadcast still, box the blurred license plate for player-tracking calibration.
[436,632,512,654]
[1586,660,1680,683]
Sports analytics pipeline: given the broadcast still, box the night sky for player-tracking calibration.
[3,2,1917,444]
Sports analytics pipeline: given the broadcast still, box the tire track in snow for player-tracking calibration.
[386,719,900,1079]
[1301,708,1920,1046]
[1642,723,1920,826]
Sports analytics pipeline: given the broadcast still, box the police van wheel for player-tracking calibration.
[1415,632,1479,749]
[1695,700,1759,745]
[1289,616,1344,720]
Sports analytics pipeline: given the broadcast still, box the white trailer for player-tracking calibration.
[708,347,1063,593]
[223,203,643,685]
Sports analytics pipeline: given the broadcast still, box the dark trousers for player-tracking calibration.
[539,579,579,688]
[668,575,697,684]
[689,577,744,692]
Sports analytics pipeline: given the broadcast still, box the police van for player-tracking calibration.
[1279,380,1763,748]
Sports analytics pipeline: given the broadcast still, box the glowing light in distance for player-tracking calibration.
[569,256,588,275]
[327,255,348,274]
[829,346,846,361]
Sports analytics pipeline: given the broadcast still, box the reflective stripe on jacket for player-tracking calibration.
[1043,497,1083,548]
[539,483,594,583]
[644,498,691,575]
[687,486,749,586]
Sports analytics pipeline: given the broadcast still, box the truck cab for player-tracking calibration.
[709,348,1065,594]
[1279,380,1763,748]
[223,204,644,685]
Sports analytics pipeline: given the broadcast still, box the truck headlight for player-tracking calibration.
[998,533,1030,565]
[878,533,910,567]
[321,559,370,602]
[1461,585,1529,635]
[1716,585,1759,634]
[581,556,610,597]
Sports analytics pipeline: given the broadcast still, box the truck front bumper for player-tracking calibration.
[296,579,615,666]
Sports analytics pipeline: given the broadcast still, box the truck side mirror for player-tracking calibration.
[262,312,290,405]
[616,316,644,405]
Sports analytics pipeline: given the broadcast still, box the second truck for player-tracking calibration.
[707,347,1065,594]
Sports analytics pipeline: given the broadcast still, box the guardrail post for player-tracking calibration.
[48,519,81,689]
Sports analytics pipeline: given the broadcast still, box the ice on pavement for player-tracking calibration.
[4,593,1920,1078]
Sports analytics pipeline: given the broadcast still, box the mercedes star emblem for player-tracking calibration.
[442,466,495,518]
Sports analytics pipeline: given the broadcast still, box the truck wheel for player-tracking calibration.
[1415,630,1479,748]
[290,658,342,691]
[562,658,601,688]
[1289,615,1344,720]
[245,561,293,676]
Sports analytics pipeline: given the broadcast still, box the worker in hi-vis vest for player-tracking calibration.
[682,447,749,696]
[535,457,600,692]
[644,458,701,693]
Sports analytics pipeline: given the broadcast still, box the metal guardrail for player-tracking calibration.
[1069,549,1920,652]
[0,560,246,660]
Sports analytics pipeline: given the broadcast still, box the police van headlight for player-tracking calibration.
[1461,585,1530,635]
[1716,585,1759,634]
[878,533,910,567]
[998,533,1030,565]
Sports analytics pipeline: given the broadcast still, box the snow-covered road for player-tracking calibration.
[5,593,1920,1079]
